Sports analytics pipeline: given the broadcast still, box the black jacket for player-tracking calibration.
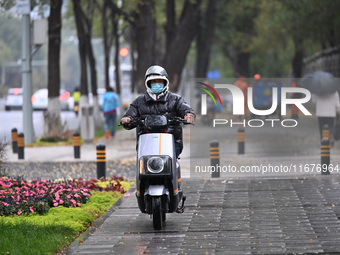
[123,92,195,151]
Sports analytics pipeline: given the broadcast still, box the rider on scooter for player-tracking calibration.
[121,65,195,158]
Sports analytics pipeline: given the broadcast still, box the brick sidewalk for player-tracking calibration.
[65,176,340,255]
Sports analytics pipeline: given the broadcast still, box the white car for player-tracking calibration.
[5,88,23,111]
[31,88,70,111]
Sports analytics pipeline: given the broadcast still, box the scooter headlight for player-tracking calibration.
[147,157,164,173]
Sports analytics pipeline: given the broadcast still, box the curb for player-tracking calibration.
[62,184,136,255]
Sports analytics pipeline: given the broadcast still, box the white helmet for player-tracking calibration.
[145,65,169,97]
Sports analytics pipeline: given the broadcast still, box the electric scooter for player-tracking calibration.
[122,115,187,230]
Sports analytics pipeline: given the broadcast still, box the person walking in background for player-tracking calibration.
[102,87,119,140]
[72,86,80,116]
[313,90,340,146]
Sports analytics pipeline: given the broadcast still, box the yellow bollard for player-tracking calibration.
[238,127,245,154]
[73,132,81,159]
[18,133,24,160]
[96,144,106,179]
[320,138,330,175]
[11,128,18,153]
[210,140,220,178]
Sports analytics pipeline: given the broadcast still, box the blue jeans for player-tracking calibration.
[104,113,117,137]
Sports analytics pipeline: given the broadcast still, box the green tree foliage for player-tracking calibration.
[215,0,260,77]
[0,15,21,64]
[214,0,340,78]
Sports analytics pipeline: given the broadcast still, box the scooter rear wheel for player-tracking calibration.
[152,197,162,230]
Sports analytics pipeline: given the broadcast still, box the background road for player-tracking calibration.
[0,98,79,142]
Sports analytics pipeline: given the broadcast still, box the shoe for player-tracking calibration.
[109,136,114,141]
[105,130,109,139]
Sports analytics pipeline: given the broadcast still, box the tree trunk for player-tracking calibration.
[113,19,121,95]
[73,0,89,97]
[125,26,137,94]
[101,0,112,90]
[164,0,176,55]
[135,0,157,93]
[130,45,137,94]
[46,0,63,138]
[87,32,102,130]
[234,52,251,77]
[292,37,304,78]
[196,0,216,78]
[87,35,97,97]
[74,0,102,130]
[73,0,94,138]
[164,0,201,92]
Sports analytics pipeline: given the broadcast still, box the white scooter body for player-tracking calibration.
[138,133,175,197]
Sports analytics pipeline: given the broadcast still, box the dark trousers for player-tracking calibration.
[175,143,182,158]
[318,117,335,139]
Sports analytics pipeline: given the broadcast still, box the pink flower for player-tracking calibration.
[53,202,58,207]
[82,192,90,197]
[29,207,34,213]
[70,199,76,206]
[74,194,81,198]
[77,203,81,207]
[59,200,64,205]
[3,202,9,206]
[18,211,22,216]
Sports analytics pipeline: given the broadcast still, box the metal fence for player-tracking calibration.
[303,45,340,77]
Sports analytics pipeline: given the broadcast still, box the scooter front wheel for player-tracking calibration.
[152,197,163,230]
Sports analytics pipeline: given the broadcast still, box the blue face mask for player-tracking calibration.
[150,83,164,94]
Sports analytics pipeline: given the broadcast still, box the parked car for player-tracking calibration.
[31,88,70,111]
[5,88,23,111]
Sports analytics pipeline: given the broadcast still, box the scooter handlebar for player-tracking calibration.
[120,115,192,130]
[168,117,192,125]
[119,118,143,130]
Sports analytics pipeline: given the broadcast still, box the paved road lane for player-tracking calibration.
[0,110,79,142]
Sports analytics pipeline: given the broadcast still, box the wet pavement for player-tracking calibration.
[65,177,340,254]
[3,115,340,254]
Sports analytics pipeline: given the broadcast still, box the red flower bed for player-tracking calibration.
[0,175,125,217]
[71,175,125,193]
